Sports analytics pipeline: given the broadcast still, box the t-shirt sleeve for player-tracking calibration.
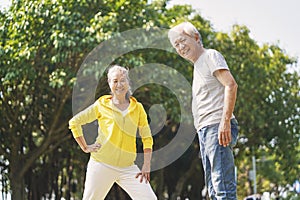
[207,49,229,76]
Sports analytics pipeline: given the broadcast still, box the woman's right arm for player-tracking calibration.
[69,102,101,153]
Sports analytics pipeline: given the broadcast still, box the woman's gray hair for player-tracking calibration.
[168,22,202,46]
[107,65,132,99]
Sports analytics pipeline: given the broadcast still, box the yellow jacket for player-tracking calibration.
[69,95,153,167]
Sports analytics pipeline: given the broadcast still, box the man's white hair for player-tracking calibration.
[168,22,202,46]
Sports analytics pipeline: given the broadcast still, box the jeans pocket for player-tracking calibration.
[230,118,239,147]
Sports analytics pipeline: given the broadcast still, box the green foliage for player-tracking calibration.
[223,25,300,198]
[0,0,299,199]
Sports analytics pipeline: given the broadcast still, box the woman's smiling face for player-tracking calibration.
[108,70,129,97]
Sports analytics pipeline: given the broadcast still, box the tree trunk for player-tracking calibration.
[10,176,25,200]
[171,158,200,200]
[9,134,26,200]
[155,169,165,200]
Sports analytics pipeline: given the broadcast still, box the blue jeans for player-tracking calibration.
[197,118,239,200]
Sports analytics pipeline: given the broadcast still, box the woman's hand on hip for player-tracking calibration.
[83,143,101,153]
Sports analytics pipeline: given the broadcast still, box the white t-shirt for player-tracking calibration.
[192,49,234,131]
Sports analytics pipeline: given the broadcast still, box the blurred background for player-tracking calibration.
[0,0,299,199]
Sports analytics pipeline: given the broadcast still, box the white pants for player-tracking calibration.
[82,159,157,200]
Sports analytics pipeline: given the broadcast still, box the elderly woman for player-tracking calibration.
[69,65,157,200]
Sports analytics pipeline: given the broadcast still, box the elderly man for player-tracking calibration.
[168,22,239,200]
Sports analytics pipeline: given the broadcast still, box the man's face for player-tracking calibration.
[172,33,200,63]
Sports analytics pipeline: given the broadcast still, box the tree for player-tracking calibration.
[1,0,299,199]
[0,0,203,199]
[0,0,117,199]
[222,25,300,198]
